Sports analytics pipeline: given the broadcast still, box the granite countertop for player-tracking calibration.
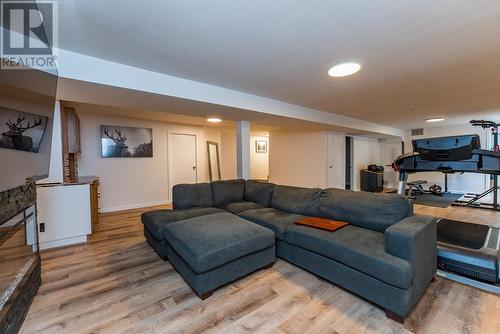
[74,176,99,184]
[37,175,99,187]
[26,175,48,183]
[0,257,35,312]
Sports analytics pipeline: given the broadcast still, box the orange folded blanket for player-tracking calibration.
[295,217,349,232]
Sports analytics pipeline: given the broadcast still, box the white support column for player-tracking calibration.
[39,100,64,184]
[236,120,251,179]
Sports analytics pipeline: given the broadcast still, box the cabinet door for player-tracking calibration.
[37,184,91,244]
[66,108,81,153]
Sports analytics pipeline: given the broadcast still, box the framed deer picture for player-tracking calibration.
[100,125,153,158]
[0,107,49,153]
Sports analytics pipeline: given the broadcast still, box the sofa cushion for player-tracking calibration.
[239,207,306,240]
[319,188,413,233]
[141,207,223,240]
[211,179,245,207]
[271,185,321,216]
[284,224,412,289]
[219,201,264,214]
[164,212,275,273]
[244,180,275,207]
[172,183,213,209]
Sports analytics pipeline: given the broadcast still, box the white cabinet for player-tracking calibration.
[37,184,92,250]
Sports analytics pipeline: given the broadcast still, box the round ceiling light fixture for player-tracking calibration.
[426,118,445,123]
[207,117,222,123]
[328,62,361,77]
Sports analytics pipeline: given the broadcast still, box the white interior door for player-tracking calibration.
[327,132,346,189]
[169,133,197,196]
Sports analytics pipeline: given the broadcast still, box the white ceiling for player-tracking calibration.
[58,0,500,129]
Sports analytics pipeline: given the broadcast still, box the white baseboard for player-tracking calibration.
[99,200,171,213]
[39,235,87,250]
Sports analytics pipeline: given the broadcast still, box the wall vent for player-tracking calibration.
[411,128,424,137]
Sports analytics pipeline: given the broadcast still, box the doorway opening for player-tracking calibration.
[345,136,353,190]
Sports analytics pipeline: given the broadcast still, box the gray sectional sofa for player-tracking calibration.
[141,179,437,322]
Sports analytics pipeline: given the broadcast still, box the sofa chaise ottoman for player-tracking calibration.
[141,183,224,259]
[142,206,223,259]
[163,211,275,299]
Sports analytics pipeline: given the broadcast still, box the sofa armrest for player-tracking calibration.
[385,214,437,305]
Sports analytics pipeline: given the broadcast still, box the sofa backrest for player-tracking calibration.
[244,180,275,207]
[271,185,321,216]
[319,188,413,232]
[172,183,213,209]
[211,179,245,206]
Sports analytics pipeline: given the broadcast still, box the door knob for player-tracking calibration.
[193,166,196,170]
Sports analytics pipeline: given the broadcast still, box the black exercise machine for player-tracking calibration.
[392,128,500,291]
[405,180,428,199]
[393,132,500,211]
[405,180,444,199]
[437,219,499,285]
[452,120,500,210]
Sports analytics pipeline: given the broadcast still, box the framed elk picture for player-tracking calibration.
[0,107,48,153]
[100,125,153,158]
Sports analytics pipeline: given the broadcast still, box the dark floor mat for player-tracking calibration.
[411,193,463,208]
[437,219,489,250]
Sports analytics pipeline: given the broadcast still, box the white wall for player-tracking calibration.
[268,130,387,190]
[250,135,269,180]
[268,130,327,188]
[77,112,220,212]
[404,124,489,193]
[352,136,381,191]
[219,131,269,180]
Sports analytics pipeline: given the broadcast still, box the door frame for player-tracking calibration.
[167,132,198,201]
[326,131,346,189]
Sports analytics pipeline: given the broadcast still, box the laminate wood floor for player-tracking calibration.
[19,204,500,334]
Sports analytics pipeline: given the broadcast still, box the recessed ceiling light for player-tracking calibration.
[328,62,361,77]
[426,118,445,122]
[207,117,222,123]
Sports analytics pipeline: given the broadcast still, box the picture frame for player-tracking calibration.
[255,140,267,153]
[100,125,153,158]
[0,107,48,153]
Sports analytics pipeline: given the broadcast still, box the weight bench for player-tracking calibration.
[406,180,427,199]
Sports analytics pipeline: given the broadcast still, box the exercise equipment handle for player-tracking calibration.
[470,120,499,129]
